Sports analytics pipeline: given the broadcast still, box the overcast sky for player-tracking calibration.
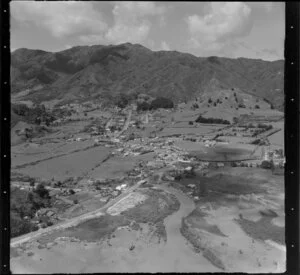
[10,1,285,61]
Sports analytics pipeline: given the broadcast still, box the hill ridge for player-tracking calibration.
[11,43,284,111]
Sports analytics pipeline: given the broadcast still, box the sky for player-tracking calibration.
[10,1,285,61]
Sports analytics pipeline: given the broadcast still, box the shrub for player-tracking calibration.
[255,105,260,109]
[208,98,212,104]
[238,103,246,108]
[192,103,199,109]
[69,189,75,195]
[189,121,194,125]
[73,199,78,204]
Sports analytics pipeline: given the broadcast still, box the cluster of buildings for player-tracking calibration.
[261,147,285,166]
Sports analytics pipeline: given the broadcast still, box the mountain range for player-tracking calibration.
[11,43,284,111]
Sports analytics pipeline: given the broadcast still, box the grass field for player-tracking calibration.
[15,146,111,181]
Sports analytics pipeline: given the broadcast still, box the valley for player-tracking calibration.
[10,89,285,273]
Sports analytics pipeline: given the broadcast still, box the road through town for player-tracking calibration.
[10,180,143,248]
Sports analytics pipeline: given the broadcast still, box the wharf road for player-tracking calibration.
[10,179,144,248]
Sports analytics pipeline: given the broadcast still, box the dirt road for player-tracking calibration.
[10,181,142,248]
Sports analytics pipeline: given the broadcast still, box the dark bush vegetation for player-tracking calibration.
[137,101,150,111]
[11,185,52,237]
[34,183,50,199]
[12,103,56,126]
[251,139,261,145]
[11,212,38,238]
[44,52,84,74]
[261,160,274,170]
[255,105,260,109]
[257,124,273,130]
[233,117,239,124]
[89,45,129,66]
[52,108,73,118]
[207,56,221,65]
[195,115,230,125]
[149,97,174,110]
[116,94,131,109]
